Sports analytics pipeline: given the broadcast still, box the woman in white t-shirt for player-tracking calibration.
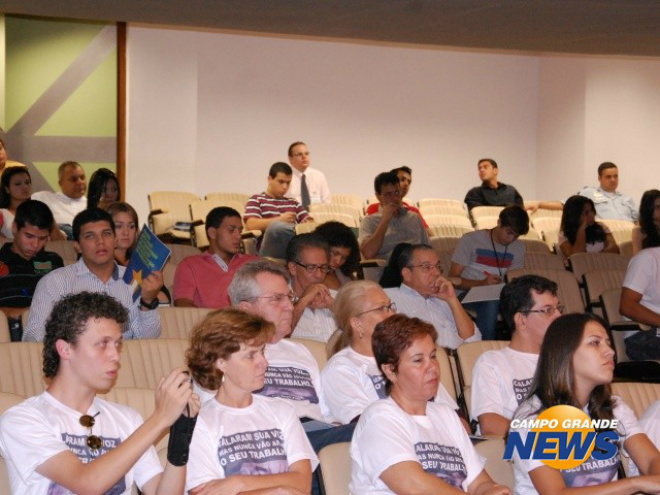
[351,313,510,495]
[511,313,660,495]
[185,308,316,495]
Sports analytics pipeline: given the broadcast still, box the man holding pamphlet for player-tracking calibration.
[23,208,164,341]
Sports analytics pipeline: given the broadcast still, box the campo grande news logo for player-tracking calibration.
[503,405,620,469]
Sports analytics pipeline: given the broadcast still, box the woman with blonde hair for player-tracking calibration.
[321,280,458,425]
[186,308,316,495]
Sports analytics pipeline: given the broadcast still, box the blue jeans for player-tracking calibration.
[259,220,295,259]
[463,300,500,340]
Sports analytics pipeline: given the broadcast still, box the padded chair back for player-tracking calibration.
[582,269,626,310]
[295,222,319,235]
[116,339,189,389]
[158,306,213,339]
[519,238,551,254]
[99,387,168,449]
[599,219,635,233]
[527,208,563,221]
[162,261,178,297]
[428,224,474,238]
[619,240,633,257]
[309,203,362,222]
[164,243,202,265]
[318,442,351,495]
[0,391,25,412]
[205,192,250,206]
[430,236,460,256]
[189,198,246,248]
[506,268,584,314]
[523,252,565,271]
[331,194,364,212]
[424,214,473,228]
[0,342,47,397]
[611,382,660,419]
[309,212,358,228]
[455,341,509,416]
[148,191,200,235]
[474,437,515,488]
[45,240,78,265]
[470,206,504,221]
[473,215,499,230]
[291,337,328,370]
[568,252,630,283]
[418,199,467,217]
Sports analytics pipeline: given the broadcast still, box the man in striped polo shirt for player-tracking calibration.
[244,162,314,260]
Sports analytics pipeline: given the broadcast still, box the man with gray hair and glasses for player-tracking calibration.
[385,244,481,349]
[285,233,338,342]
[229,260,354,495]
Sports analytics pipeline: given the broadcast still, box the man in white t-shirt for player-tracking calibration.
[0,291,199,495]
[619,247,660,360]
[385,244,481,349]
[32,160,88,239]
[471,275,561,436]
[286,141,331,207]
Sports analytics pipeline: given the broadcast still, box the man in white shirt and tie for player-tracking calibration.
[286,141,331,207]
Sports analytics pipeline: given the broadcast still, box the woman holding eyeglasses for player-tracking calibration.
[321,280,458,425]
[186,308,317,495]
[351,313,511,495]
[511,313,660,495]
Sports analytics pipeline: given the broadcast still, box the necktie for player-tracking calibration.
[301,174,311,208]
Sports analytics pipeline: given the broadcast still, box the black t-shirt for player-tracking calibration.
[0,243,64,307]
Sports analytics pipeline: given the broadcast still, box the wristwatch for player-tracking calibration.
[139,297,159,310]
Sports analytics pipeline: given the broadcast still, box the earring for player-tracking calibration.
[359,330,364,339]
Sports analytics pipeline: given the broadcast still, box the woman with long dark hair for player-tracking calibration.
[511,313,660,495]
[87,167,120,210]
[0,166,32,239]
[559,195,618,258]
[313,221,360,289]
[632,189,660,254]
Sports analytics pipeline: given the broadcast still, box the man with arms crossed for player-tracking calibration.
[471,275,561,436]
[23,208,164,341]
[0,291,199,495]
[286,141,331,207]
[32,161,88,239]
[244,162,313,259]
[173,206,258,309]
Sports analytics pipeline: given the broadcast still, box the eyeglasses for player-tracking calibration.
[250,292,297,304]
[407,262,443,274]
[522,305,565,316]
[294,261,331,274]
[80,412,102,450]
[358,302,397,316]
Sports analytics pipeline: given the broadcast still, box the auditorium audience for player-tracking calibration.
[350,313,508,495]
[632,189,660,254]
[313,220,360,289]
[511,313,660,495]
[87,167,120,210]
[559,195,618,258]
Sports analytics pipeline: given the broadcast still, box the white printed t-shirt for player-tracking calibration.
[511,395,641,495]
[0,392,162,495]
[471,346,538,422]
[256,338,334,422]
[321,346,458,425]
[186,394,318,492]
[622,247,660,339]
[350,397,485,495]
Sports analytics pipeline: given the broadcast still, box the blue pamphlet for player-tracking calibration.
[123,224,171,301]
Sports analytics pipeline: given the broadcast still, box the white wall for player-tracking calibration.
[127,24,660,224]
